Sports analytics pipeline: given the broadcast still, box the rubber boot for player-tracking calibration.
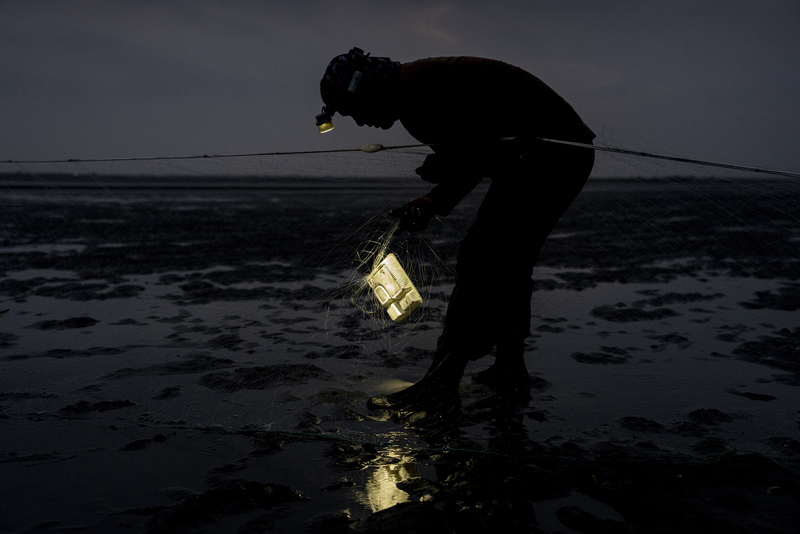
[472,277,533,398]
[471,341,531,401]
[471,321,532,402]
[367,341,469,414]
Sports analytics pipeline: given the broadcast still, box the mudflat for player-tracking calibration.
[1,175,798,533]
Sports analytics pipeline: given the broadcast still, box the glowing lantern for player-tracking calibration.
[367,253,422,323]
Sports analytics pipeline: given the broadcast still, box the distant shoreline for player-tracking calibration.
[1,173,795,191]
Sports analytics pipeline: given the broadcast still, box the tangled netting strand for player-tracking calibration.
[1,138,799,470]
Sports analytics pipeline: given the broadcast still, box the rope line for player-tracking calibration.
[2,147,366,164]
[0,143,425,164]
[538,137,800,179]
[3,139,798,179]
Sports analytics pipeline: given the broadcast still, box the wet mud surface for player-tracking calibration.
[1,175,799,532]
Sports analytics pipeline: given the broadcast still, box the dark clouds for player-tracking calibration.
[1,1,798,176]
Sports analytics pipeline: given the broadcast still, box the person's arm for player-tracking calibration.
[425,174,484,216]
[414,151,485,216]
[390,153,484,232]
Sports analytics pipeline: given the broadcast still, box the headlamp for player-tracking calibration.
[315,106,334,134]
[315,47,371,134]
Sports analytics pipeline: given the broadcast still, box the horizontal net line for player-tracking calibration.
[3,138,798,179]
[538,138,800,179]
[2,147,367,163]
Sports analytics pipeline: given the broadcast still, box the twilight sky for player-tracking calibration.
[1,1,798,177]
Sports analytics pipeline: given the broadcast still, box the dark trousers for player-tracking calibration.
[438,141,595,361]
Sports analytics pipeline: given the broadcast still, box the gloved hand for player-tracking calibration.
[389,197,435,232]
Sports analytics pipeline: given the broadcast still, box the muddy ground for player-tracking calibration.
[1,174,798,533]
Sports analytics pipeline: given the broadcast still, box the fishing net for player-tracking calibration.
[1,139,799,525]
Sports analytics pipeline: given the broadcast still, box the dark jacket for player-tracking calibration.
[395,57,595,214]
[397,56,595,145]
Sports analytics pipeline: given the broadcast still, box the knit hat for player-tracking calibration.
[320,48,400,115]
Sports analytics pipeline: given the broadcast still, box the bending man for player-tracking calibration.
[316,48,595,412]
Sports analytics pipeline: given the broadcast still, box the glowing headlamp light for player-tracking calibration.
[315,107,334,133]
[315,47,371,134]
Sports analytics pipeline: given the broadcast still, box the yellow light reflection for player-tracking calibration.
[358,460,421,513]
[317,121,334,133]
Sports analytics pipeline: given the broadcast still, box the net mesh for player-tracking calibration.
[1,142,799,471]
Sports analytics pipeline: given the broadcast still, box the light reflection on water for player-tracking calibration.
[357,459,422,513]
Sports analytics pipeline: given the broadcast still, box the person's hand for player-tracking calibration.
[389,197,435,232]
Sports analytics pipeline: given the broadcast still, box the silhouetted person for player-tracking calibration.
[317,48,595,414]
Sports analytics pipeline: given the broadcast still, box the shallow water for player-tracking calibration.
[1,175,798,532]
